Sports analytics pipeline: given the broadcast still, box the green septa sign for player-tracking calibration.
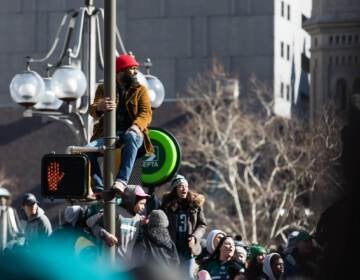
[141,129,181,187]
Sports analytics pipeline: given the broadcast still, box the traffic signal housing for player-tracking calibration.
[41,154,89,199]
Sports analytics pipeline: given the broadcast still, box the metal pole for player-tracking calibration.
[103,0,116,263]
[85,0,97,143]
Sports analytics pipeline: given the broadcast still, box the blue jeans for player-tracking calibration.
[87,130,143,192]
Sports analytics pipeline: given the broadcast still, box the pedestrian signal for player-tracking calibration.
[41,154,89,199]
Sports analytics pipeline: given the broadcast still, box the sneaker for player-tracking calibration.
[111,180,127,195]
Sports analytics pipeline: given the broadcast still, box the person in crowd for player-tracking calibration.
[87,54,153,194]
[132,209,179,268]
[86,185,149,266]
[207,229,227,255]
[0,187,24,250]
[199,236,243,280]
[197,229,226,265]
[283,230,318,278]
[245,244,267,280]
[51,205,98,261]
[257,253,284,280]
[161,174,207,279]
[20,193,52,245]
[234,242,247,274]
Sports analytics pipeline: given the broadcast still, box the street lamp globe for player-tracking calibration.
[9,70,45,107]
[136,71,149,88]
[34,78,63,110]
[145,74,165,108]
[51,65,87,102]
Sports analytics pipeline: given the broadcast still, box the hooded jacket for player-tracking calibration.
[86,186,143,264]
[89,83,154,154]
[257,253,282,280]
[132,223,180,268]
[22,207,52,244]
[206,229,226,254]
[161,191,207,257]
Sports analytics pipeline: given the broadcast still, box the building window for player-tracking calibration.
[335,56,339,65]
[314,37,318,47]
[348,56,352,63]
[281,1,285,17]
[342,56,346,64]
[348,35,352,44]
[355,34,359,44]
[329,56,333,64]
[335,35,339,44]
[335,79,347,110]
[287,44,290,60]
[286,85,290,101]
[280,82,284,98]
[342,35,346,44]
[281,42,284,57]
[287,4,291,20]
[329,36,333,45]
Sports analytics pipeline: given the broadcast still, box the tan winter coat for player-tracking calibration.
[89,83,154,154]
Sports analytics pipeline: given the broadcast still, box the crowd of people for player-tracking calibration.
[0,173,321,280]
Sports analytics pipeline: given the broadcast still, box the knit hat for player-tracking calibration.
[64,205,83,227]
[148,209,169,228]
[116,54,139,73]
[171,174,188,189]
[22,193,38,206]
[248,244,267,260]
[206,229,226,254]
[235,245,248,260]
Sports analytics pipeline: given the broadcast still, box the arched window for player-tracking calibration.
[335,79,347,110]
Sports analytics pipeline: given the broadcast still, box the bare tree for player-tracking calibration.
[175,63,343,246]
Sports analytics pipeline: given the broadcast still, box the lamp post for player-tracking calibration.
[9,0,165,145]
[9,0,165,263]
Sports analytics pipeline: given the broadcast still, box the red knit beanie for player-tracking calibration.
[116,54,139,73]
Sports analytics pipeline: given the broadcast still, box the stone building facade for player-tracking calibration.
[304,0,360,121]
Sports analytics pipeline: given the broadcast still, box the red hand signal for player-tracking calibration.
[47,161,65,192]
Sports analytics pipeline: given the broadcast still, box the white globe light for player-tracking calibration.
[34,78,63,110]
[135,71,149,88]
[51,65,87,102]
[148,89,156,103]
[145,74,165,108]
[9,70,45,107]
